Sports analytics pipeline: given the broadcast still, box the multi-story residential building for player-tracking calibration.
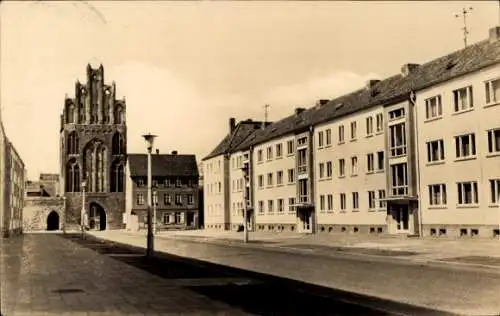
[0,112,5,236]
[415,26,500,238]
[203,25,500,238]
[1,135,26,237]
[124,151,200,231]
[202,118,270,230]
[60,64,127,231]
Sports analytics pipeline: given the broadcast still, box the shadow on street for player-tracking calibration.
[60,233,455,316]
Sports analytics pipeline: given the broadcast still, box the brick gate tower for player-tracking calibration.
[60,64,127,230]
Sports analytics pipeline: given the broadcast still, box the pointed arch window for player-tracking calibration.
[114,105,124,124]
[83,139,107,193]
[66,104,75,124]
[111,161,124,192]
[112,132,124,155]
[65,159,80,192]
[67,131,79,155]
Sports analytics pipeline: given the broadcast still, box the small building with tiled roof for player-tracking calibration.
[124,151,201,231]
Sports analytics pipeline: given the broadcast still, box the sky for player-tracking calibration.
[1,0,499,180]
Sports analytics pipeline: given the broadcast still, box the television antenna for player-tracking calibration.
[455,7,473,48]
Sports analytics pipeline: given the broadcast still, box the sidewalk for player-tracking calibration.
[125,229,500,268]
[0,233,252,316]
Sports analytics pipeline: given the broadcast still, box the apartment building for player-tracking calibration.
[415,27,500,238]
[124,152,200,231]
[203,25,500,237]
[202,118,269,230]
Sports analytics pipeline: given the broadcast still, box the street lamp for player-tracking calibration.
[81,179,87,239]
[142,133,157,260]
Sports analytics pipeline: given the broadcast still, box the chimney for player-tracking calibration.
[365,79,380,89]
[294,107,306,116]
[401,63,420,77]
[316,99,329,107]
[156,149,159,154]
[171,150,178,155]
[229,117,236,134]
[489,26,500,43]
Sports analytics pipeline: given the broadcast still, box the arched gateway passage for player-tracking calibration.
[47,211,60,231]
[89,202,107,231]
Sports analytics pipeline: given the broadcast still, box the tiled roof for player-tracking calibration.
[128,154,198,177]
[202,120,268,161]
[235,37,500,150]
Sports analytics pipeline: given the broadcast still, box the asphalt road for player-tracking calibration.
[65,233,459,316]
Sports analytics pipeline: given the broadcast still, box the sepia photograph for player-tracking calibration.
[1,1,500,315]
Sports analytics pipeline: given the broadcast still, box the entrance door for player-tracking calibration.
[395,206,409,233]
[299,209,312,233]
[46,211,59,231]
[89,202,107,231]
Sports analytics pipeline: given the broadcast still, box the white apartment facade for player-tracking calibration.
[416,61,500,238]
[203,154,226,230]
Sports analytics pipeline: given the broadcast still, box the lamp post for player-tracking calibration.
[142,133,157,260]
[81,179,87,239]
[153,188,158,234]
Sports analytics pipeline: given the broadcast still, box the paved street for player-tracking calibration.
[92,230,500,316]
[0,233,453,316]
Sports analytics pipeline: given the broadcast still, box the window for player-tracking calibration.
[326,161,333,178]
[425,95,442,119]
[457,181,478,205]
[339,159,345,177]
[258,175,264,188]
[366,117,373,136]
[267,200,274,213]
[427,139,445,162]
[338,125,345,143]
[218,182,221,193]
[277,170,283,185]
[276,143,283,158]
[258,201,264,213]
[429,184,447,206]
[297,149,307,174]
[485,78,500,105]
[453,86,474,112]
[326,129,332,146]
[327,194,333,211]
[351,156,358,175]
[319,163,325,179]
[137,179,145,187]
[490,179,500,204]
[287,168,295,183]
[378,190,386,209]
[389,123,407,157]
[287,140,295,155]
[164,194,171,205]
[487,128,500,154]
[352,192,359,210]
[297,137,307,146]
[266,147,273,160]
[175,194,182,204]
[455,133,476,158]
[367,154,374,172]
[176,179,182,187]
[267,173,273,186]
[376,113,383,132]
[318,131,324,148]
[288,198,296,213]
[277,199,284,213]
[350,121,357,140]
[136,193,144,205]
[175,212,183,224]
[299,179,308,203]
[319,195,325,211]
[257,150,263,162]
[391,163,408,196]
[187,194,194,205]
[340,193,346,211]
[152,180,158,187]
[368,191,376,210]
[377,151,384,171]
[389,108,405,120]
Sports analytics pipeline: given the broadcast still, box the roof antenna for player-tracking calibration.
[455,6,473,48]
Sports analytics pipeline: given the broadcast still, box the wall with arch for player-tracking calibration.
[22,197,66,231]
